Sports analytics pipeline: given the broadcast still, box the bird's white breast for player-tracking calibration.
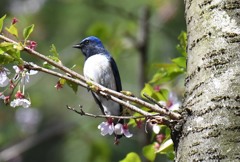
[83,54,120,115]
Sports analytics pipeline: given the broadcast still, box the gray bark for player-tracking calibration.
[176,0,240,161]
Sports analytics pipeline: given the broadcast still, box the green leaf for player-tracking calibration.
[141,83,169,101]
[70,64,76,69]
[176,31,187,57]
[43,61,55,69]
[59,78,66,85]
[43,44,61,69]
[0,47,4,54]
[0,53,15,65]
[142,144,156,162]
[49,44,59,57]
[5,24,18,37]
[0,15,6,33]
[157,139,174,153]
[23,24,34,40]
[141,83,154,98]
[0,42,13,49]
[166,151,175,160]
[66,80,78,93]
[120,152,141,162]
[157,89,169,101]
[0,41,22,64]
[172,56,186,69]
[42,44,61,69]
[149,63,184,85]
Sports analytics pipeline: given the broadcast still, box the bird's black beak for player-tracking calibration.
[73,43,82,49]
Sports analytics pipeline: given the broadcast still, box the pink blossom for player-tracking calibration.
[97,118,114,136]
[4,96,10,104]
[12,17,18,25]
[159,92,181,111]
[114,123,133,138]
[10,98,31,108]
[27,40,37,50]
[15,91,24,99]
[135,119,143,129]
[154,85,161,92]
[0,68,10,87]
[55,81,63,90]
[156,134,165,144]
[122,124,133,138]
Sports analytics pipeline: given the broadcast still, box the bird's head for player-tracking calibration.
[73,36,108,58]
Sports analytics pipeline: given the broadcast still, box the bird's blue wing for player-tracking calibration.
[91,92,105,115]
[109,56,124,122]
[109,57,122,92]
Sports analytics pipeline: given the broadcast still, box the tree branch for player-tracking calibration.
[0,34,182,121]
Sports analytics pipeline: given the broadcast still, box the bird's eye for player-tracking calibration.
[85,40,90,45]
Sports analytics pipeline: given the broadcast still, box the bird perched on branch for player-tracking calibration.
[73,36,124,140]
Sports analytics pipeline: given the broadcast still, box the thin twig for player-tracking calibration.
[24,62,88,88]
[143,93,168,111]
[67,105,153,119]
[66,105,172,126]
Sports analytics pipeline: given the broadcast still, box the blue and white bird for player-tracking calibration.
[73,36,123,125]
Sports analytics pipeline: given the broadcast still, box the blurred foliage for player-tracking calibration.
[0,0,186,162]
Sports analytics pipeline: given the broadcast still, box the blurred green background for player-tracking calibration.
[0,0,185,162]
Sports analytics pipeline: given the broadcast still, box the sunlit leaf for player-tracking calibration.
[157,89,169,101]
[166,151,175,160]
[164,126,172,139]
[149,63,184,85]
[0,53,15,65]
[0,15,6,33]
[172,56,186,69]
[70,64,76,69]
[66,80,78,93]
[120,152,141,162]
[42,44,61,69]
[23,24,34,40]
[157,139,174,153]
[0,48,4,54]
[43,61,55,69]
[49,44,59,57]
[59,78,66,85]
[43,44,61,69]
[0,41,22,64]
[5,25,18,37]
[13,43,24,51]
[141,83,169,101]
[176,31,187,57]
[0,42,14,48]
[141,83,154,98]
[142,144,156,161]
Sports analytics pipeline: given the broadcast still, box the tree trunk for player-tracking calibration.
[176,0,240,161]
